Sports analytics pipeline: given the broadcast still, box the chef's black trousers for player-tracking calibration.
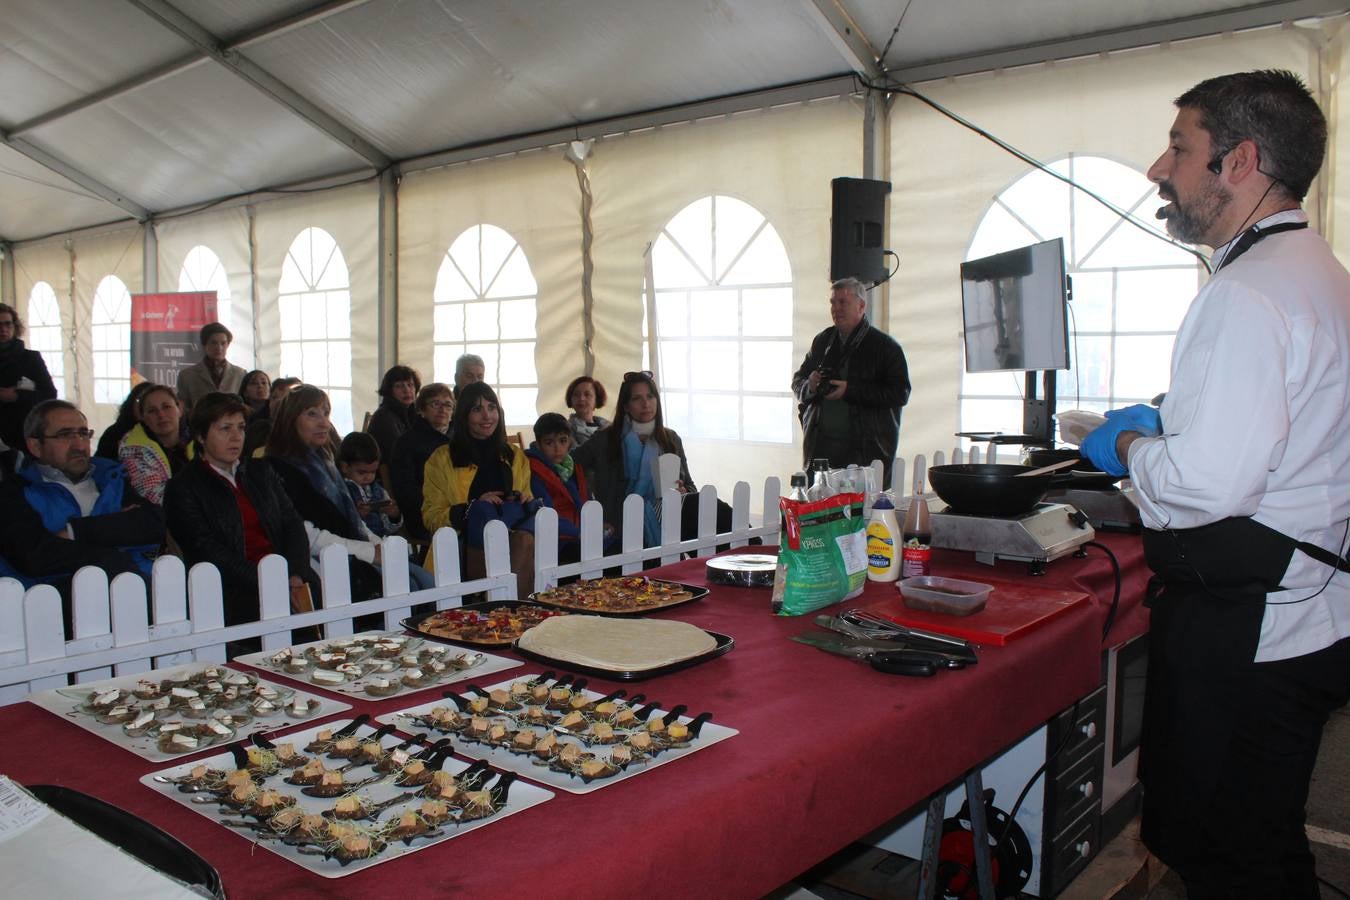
[1140,586,1350,899]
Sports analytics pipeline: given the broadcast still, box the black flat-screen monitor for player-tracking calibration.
[960,238,1069,373]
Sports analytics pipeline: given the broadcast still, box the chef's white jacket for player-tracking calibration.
[1128,209,1350,661]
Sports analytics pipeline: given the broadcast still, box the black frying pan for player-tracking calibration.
[1025,448,1124,489]
[928,463,1053,516]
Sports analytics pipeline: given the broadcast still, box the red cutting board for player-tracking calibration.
[861,580,1092,646]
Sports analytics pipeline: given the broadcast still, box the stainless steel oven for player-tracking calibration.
[1102,633,1148,833]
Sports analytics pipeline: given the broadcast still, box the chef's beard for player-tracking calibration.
[1157,178,1233,246]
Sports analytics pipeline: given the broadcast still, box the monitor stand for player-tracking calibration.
[957,370,1058,450]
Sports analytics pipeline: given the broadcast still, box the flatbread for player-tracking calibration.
[516,615,717,672]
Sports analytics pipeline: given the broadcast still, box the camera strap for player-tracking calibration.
[822,320,871,372]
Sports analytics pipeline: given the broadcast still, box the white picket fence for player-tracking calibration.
[0,446,1003,705]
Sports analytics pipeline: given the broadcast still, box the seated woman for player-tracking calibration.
[165,392,317,625]
[367,365,420,465]
[389,383,453,539]
[95,381,156,461]
[422,381,535,595]
[264,385,432,601]
[119,384,191,505]
[565,375,609,447]
[238,369,271,417]
[572,370,732,547]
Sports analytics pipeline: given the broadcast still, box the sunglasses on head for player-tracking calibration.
[623,370,654,383]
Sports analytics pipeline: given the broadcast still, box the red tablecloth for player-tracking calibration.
[0,532,1149,899]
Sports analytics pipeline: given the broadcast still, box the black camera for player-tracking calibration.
[810,367,837,400]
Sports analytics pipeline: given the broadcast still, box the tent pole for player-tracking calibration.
[0,242,14,307]
[142,221,158,294]
[862,89,893,325]
[377,168,398,373]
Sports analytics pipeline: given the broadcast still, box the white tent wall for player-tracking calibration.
[887,25,1322,466]
[251,180,380,435]
[1331,21,1350,261]
[12,238,74,408]
[588,98,862,493]
[397,149,584,430]
[71,225,143,434]
[153,206,256,370]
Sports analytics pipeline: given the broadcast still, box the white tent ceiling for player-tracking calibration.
[1,0,1344,243]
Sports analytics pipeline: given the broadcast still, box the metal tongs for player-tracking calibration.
[835,610,979,665]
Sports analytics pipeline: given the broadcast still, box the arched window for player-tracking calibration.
[92,274,132,405]
[178,244,236,360]
[646,195,794,442]
[278,227,353,433]
[960,155,1202,438]
[26,282,65,397]
[433,224,538,420]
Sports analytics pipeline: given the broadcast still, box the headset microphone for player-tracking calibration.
[1207,147,1231,176]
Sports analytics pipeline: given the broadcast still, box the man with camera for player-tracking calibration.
[792,276,910,486]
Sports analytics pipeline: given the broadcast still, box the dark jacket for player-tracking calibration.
[791,321,910,482]
[0,457,163,588]
[0,340,57,449]
[367,399,413,465]
[164,457,313,623]
[261,455,383,601]
[389,416,450,539]
[571,426,694,532]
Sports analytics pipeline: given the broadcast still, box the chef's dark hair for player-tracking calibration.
[1176,69,1325,201]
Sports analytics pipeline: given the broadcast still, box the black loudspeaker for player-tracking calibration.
[830,176,891,285]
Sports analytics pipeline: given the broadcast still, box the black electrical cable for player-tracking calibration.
[861,79,1213,275]
[1086,540,1122,641]
[996,698,1082,851]
[871,250,901,288]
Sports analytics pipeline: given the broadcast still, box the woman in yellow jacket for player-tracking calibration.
[421,381,536,595]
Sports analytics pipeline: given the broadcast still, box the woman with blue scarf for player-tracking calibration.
[572,371,731,548]
[263,386,433,600]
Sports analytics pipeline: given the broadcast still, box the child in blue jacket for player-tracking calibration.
[526,413,613,556]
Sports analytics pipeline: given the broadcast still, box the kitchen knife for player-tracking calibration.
[791,633,939,676]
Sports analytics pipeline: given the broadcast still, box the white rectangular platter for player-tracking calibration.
[377,674,737,795]
[27,662,351,763]
[140,719,553,878]
[233,630,520,700]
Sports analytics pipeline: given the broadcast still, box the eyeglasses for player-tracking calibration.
[41,428,96,442]
[425,400,454,411]
[623,370,654,383]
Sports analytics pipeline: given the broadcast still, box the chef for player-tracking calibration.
[1080,70,1350,899]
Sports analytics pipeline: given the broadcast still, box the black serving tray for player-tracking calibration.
[401,600,568,648]
[528,580,710,616]
[512,629,734,681]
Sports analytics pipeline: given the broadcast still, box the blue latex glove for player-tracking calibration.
[1079,404,1163,476]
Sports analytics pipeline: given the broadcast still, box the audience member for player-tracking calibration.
[265,386,431,597]
[243,376,301,459]
[339,432,402,538]
[177,323,247,412]
[239,369,271,416]
[165,392,316,625]
[0,303,57,473]
[0,401,163,628]
[527,412,613,557]
[95,382,157,461]
[572,370,732,546]
[422,381,535,594]
[389,383,452,540]
[118,384,190,505]
[368,365,421,464]
[564,375,609,448]
[453,353,485,397]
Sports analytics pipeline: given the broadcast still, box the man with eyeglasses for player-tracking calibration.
[0,302,58,475]
[0,400,164,630]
